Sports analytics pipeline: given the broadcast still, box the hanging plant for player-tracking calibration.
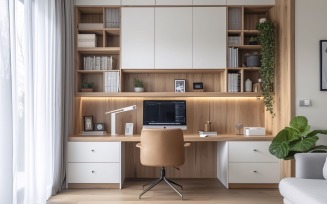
[256,20,276,117]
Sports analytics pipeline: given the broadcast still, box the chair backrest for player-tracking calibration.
[140,128,185,167]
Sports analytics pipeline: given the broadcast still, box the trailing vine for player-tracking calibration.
[256,20,276,117]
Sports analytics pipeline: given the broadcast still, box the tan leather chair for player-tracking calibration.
[136,128,190,199]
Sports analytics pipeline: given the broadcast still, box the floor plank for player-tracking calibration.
[48,179,283,204]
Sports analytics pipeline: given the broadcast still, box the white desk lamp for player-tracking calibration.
[105,105,136,135]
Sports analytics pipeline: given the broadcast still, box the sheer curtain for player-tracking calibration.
[0,0,74,203]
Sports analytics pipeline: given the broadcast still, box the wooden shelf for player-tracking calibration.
[76,92,263,98]
[228,45,261,50]
[244,30,259,35]
[77,70,119,73]
[121,69,225,74]
[77,47,120,54]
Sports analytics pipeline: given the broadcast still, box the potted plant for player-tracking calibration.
[256,20,276,117]
[269,116,327,160]
[249,36,258,45]
[133,78,144,92]
[81,82,93,92]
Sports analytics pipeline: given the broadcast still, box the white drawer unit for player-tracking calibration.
[217,141,280,189]
[67,163,120,183]
[67,142,124,189]
[229,163,280,183]
[67,142,120,162]
[228,141,278,163]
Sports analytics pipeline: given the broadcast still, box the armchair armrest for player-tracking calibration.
[136,143,141,148]
[295,153,327,179]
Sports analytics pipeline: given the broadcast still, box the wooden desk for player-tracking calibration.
[69,134,275,142]
[67,134,278,189]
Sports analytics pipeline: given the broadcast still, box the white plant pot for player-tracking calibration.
[134,87,144,92]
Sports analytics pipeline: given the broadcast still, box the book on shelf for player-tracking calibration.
[105,8,120,28]
[83,56,113,70]
[104,71,119,93]
[227,47,239,68]
[198,131,218,136]
[227,73,241,92]
[77,34,97,48]
[80,131,107,136]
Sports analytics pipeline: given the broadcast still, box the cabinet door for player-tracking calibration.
[121,0,155,5]
[155,7,192,69]
[227,0,275,5]
[75,0,121,6]
[193,7,226,69]
[156,0,193,5]
[121,8,154,69]
[193,0,226,5]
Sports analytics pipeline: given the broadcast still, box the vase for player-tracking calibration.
[134,87,144,92]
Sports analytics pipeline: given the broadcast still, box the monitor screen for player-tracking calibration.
[143,100,187,130]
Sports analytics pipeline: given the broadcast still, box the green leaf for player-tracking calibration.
[307,130,327,138]
[289,136,319,152]
[269,141,289,159]
[289,116,308,133]
[284,151,299,160]
[272,128,300,143]
[309,145,327,152]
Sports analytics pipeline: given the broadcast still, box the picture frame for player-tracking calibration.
[320,40,327,91]
[84,116,93,131]
[174,79,186,92]
[125,123,134,136]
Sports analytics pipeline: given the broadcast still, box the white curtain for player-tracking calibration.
[0,0,74,203]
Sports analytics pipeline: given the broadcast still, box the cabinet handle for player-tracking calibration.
[91,149,95,152]
[253,149,258,152]
[253,170,257,173]
[92,170,95,173]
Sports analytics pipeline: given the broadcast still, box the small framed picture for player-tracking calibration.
[174,79,186,92]
[84,116,93,131]
[320,40,327,91]
[125,123,134,136]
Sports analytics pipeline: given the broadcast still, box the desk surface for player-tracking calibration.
[69,134,275,142]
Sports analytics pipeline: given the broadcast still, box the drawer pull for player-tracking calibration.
[253,149,258,152]
[92,170,95,173]
[253,170,257,173]
[91,149,95,152]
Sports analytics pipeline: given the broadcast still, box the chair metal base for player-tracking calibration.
[139,167,183,199]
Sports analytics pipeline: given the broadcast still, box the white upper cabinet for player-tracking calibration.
[227,0,274,5]
[156,0,193,6]
[193,0,226,5]
[121,0,155,6]
[193,7,226,69]
[121,8,155,69]
[155,7,193,69]
[75,0,121,6]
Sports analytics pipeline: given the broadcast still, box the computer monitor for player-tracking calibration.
[143,100,187,130]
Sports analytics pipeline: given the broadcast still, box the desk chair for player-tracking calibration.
[136,128,190,199]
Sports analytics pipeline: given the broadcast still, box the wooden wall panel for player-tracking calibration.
[75,97,267,135]
[269,0,295,178]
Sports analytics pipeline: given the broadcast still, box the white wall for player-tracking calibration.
[295,0,327,144]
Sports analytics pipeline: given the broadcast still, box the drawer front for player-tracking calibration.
[67,142,120,162]
[229,141,278,162]
[229,163,280,183]
[67,163,120,183]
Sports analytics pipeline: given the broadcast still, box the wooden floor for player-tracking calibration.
[48,179,283,204]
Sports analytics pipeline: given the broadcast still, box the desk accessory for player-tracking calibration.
[125,123,134,136]
[235,122,244,134]
[193,82,203,92]
[199,131,217,136]
[94,123,105,131]
[105,105,136,135]
[80,131,106,136]
[84,116,93,131]
[204,121,211,131]
[244,127,266,136]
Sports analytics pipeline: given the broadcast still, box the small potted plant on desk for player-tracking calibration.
[81,82,93,92]
[133,78,144,92]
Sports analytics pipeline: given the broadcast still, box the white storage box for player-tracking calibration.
[244,127,266,136]
[78,34,97,48]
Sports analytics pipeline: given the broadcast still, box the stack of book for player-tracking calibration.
[80,131,107,136]
[228,8,242,30]
[227,47,239,68]
[104,71,119,92]
[77,34,97,48]
[227,73,241,92]
[105,8,120,28]
[83,56,114,70]
[228,36,241,46]
[198,131,218,136]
